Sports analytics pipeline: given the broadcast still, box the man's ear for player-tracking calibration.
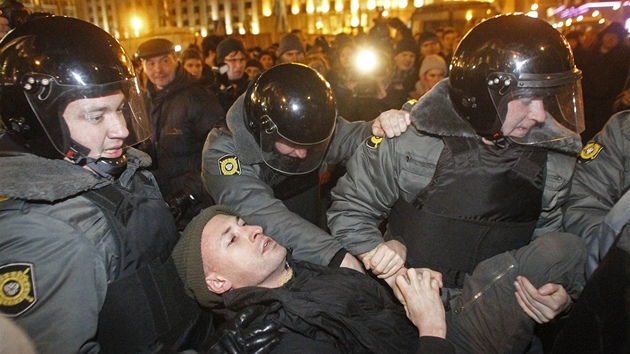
[206,273,232,294]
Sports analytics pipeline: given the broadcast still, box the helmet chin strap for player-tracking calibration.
[484,132,508,148]
[66,141,128,179]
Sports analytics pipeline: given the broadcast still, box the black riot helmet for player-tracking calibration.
[244,63,337,175]
[0,16,150,177]
[448,14,584,146]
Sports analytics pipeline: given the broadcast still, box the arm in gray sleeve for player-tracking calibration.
[0,210,107,354]
[563,112,630,247]
[327,134,403,256]
[532,151,577,238]
[202,131,345,265]
[324,116,373,166]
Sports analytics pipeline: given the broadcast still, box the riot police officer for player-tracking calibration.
[0,16,212,353]
[202,63,409,272]
[328,15,587,353]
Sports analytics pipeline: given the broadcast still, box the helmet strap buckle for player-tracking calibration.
[490,132,507,148]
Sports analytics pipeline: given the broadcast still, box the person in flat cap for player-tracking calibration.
[136,37,224,230]
[212,37,249,112]
[171,205,454,353]
[277,33,306,64]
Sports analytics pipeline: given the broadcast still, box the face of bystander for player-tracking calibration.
[259,54,275,71]
[420,40,441,57]
[143,54,178,90]
[224,51,247,81]
[280,50,305,64]
[394,51,416,71]
[183,58,204,80]
[245,65,262,81]
[420,68,445,92]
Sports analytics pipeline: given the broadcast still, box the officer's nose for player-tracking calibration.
[528,100,546,123]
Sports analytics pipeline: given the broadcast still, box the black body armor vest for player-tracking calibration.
[87,171,212,353]
[389,137,547,288]
[262,165,321,225]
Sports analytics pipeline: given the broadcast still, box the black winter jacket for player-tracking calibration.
[220,259,454,354]
[142,64,224,205]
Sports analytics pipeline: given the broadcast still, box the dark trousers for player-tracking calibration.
[446,232,587,354]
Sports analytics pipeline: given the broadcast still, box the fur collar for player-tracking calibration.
[411,79,582,154]
[0,147,151,202]
[225,94,265,165]
[410,79,479,139]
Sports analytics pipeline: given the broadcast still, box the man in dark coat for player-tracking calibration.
[137,38,224,229]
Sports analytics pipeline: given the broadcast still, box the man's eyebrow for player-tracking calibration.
[218,216,241,243]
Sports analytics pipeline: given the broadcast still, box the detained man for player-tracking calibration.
[172,205,455,354]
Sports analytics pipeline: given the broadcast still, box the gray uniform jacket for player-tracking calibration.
[563,111,630,274]
[328,79,578,256]
[0,146,159,354]
[202,94,372,265]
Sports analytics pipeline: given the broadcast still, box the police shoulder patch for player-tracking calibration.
[0,263,37,317]
[365,135,383,149]
[578,142,604,164]
[218,155,241,175]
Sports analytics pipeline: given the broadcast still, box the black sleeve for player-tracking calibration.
[328,248,348,268]
[417,336,456,354]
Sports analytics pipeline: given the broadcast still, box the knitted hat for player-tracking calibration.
[171,205,240,308]
[216,37,246,65]
[279,33,305,57]
[417,31,440,46]
[246,58,264,71]
[419,54,447,77]
[136,38,174,60]
[394,37,418,56]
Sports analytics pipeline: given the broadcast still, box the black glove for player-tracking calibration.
[166,193,195,221]
[206,304,283,354]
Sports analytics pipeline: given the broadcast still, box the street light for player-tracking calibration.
[131,17,142,38]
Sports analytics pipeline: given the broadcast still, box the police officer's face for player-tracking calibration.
[501,98,546,138]
[224,51,247,81]
[274,140,308,159]
[143,54,178,90]
[63,92,129,160]
[201,214,288,292]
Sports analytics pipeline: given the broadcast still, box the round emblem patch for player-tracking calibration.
[219,155,241,175]
[365,136,383,149]
[0,263,36,317]
[578,142,604,163]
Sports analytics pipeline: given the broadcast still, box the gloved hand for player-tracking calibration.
[206,304,283,354]
[166,193,195,222]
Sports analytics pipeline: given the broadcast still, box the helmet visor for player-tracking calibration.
[23,75,151,157]
[489,75,585,146]
[259,115,331,175]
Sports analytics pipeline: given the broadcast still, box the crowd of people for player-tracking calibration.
[0,3,630,354]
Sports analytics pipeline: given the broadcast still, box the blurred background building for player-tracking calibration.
[15,0,630,54]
